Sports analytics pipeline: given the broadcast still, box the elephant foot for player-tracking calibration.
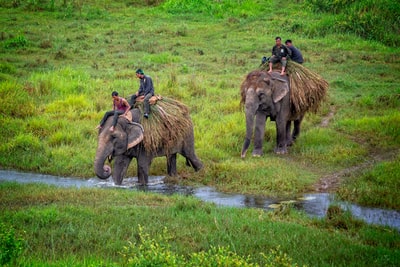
[241,138,251,158]
[252,148,263,157]
[113,176,123,186]
[274,146,288,154]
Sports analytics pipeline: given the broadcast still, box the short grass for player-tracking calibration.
[1,182,399,266]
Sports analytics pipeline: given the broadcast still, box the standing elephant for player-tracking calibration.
[94,107,203,185]
[240,70,304,157]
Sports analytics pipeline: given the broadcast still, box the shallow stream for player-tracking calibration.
[1,170,399,231]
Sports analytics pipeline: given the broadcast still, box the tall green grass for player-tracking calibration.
[303,0,400,46]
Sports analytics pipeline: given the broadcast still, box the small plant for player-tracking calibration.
[0,223,24,266]
[261,246,305,267]
[121,225,303,266]
[0,62,16,74]
[189,246,256,267]
[324,204,364,230]
[3,35,28,49]
[120,225,185,266]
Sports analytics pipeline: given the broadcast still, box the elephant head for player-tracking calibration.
[240,71,291,158]
[94,109,144,181]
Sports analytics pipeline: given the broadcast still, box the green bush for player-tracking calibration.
[121,225,185,266]
[0,223,24,266]
[3,35,28,49]
[0,62,16,74]
[121,225,302,266]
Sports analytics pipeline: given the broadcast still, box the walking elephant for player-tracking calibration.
[240,70,304,157]
[94,107,203,185]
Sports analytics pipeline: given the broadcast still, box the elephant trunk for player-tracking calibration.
[94,139,113,180]
[94,154,111,179]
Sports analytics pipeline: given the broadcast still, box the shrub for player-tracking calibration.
[0,223,24,266]
[121,225,302,266]
[3,35,28,49]
[121,225,185,266]
[0,62,16,74]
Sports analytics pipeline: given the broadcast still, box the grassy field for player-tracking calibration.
[0,0,399,265]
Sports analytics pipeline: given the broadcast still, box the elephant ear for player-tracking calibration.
[272,78,289,103]
[127,122,144,149]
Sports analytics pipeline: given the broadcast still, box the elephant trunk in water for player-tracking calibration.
[94,137,113,180]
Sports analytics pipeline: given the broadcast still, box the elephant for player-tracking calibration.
[94,107,203,185]
[240,70,304,157]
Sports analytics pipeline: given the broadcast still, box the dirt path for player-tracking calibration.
[312,106,398,192]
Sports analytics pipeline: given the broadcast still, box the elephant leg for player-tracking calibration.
[274,119,288,154]
[253,111,267,157]
[241,94,258,158]
[167,154,177,176]
[292,115,304,142]
[180,132,203,171]
[113,155,132,185]
[137,155,151,185]
[286,121,294,146]
[241,138,251,158]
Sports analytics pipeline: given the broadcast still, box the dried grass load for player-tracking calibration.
[134,96,193,155]
[261,61,329,113]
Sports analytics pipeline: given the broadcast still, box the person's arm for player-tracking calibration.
[286,46,292,58]
[137,80,144,95]
[122,98,131,115]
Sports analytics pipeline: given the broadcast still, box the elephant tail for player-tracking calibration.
[185,157,203,172]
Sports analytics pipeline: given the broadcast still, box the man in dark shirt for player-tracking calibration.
[130,68,155,119]
[268,36,291,75]
[285,39,304,64]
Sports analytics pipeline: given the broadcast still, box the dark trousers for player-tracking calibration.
[130,93,153,114]
[99,110,125,127]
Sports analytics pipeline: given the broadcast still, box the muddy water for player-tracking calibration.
[1,170,399,231]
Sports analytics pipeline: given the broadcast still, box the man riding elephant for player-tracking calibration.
[130,68,154,119]
[267,36,291,76]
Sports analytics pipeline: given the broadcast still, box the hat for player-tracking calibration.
[136,68,144,75]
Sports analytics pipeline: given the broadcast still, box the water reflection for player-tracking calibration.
[0,170,399,231]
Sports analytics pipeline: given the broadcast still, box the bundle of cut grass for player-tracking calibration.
[133,96,192,155]
[260,61,328,113]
